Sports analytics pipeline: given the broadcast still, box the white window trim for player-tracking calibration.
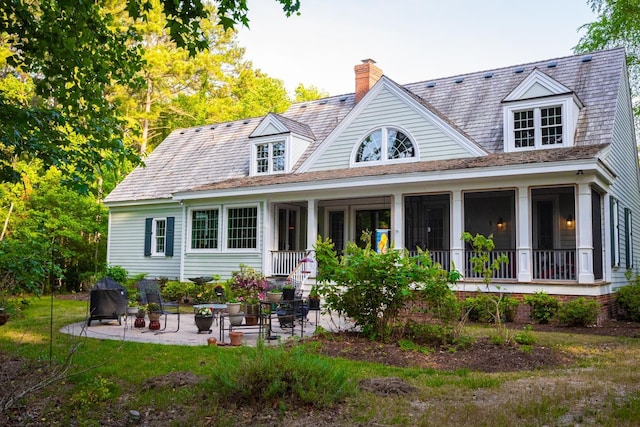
[349,125,419,167]
[151,218,166,257]
[250,135,290,176]
[503,96,577,153]
[224,203,261,252]
[186,206,221,254]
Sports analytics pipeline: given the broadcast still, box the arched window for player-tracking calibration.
[354,127,415,164]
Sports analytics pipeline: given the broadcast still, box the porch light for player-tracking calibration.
[566,214,574,228]
[496,217,506,231]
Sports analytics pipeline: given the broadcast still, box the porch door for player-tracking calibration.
[328,210,345,253]
[592,189,603,280]
[277,207,299,251]
[355,209,390,248]
[537,200,554,249]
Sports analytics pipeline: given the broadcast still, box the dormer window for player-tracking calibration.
[503,69,581,153]
[514,105,563,148]
[256,141,285,174]
[352,127,416,166]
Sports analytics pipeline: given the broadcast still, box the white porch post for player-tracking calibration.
[392,192,404,250]
[517,186,532,282]
[263,200,274,277]
[451,190,464,272]
[306,199,318,254]
[577,183,595,283]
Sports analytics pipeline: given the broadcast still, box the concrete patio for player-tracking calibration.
[61,308,355,347]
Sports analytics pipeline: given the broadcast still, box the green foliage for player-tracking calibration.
[70,376,115,409]
[524,292,560,324]
[210,342,356,409]
[161,281,195,302]
[102,266,128,285]
[315,237,460,341]
[514,325,536,345]
[403,321,455,347]
[575,0,640,119]
[462,232,509,288]
[557,298,599,327]
[464,293,519,323]
[294,83,329,102]
[617,280,640,321]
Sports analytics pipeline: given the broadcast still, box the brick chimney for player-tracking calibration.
[354,59,382,103]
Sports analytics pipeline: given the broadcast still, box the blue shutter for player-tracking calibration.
[625,208,631,268]
[144,218,152,256]
[166,217,175,257]
[610,198,615,266]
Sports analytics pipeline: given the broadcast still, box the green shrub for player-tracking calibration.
[557,297,599,326]
[616,283,640,322]
[462,293,519,323]
[514,325,536,345]
[524,291,559,324]
[404,321,455,346]
[161,281,194,302]
[102,265,127,285]
[210,342,356,409]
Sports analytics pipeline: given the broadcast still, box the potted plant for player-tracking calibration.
[226,294,242,315]
[194,306,214,334]
[266,288,283,303]
[308,286,320,310]
[126,299,139,316]
[282,283,296,301]
[147,302,162,330]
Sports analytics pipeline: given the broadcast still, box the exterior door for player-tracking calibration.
[277,207,299,251]
[328,210,345,253]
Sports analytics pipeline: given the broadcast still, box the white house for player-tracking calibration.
[105,48,640,314]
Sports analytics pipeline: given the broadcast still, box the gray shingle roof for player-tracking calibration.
[105,48,626,203]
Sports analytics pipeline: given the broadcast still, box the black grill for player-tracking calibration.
[87,277,127,326]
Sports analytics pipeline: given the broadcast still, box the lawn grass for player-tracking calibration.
[1,297,640,426]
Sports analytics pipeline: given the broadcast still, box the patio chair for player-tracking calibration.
[137,280,180,334]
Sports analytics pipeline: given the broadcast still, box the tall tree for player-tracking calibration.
[575,0,640,119]
[0,0,301,190]
[294,83,329,102]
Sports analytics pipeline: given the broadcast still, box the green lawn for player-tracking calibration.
[1,297,639,426]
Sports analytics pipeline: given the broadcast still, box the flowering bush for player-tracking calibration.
[229,264,267,304]
[195,306,213,316]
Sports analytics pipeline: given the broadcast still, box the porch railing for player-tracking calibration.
[532,249,576,281]
[464,250,517,280]
[271,250,313,276]
[408,250,451,270]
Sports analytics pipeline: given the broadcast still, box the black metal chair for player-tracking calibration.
[137,280,180,334]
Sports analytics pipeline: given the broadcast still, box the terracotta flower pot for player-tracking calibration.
[229,331,243,346]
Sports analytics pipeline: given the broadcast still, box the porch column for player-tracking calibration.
[306,198,318,254]
[517,186,532,282]
[577,183,595,284]
[263,200,274,277]
[451,190,464,272]
[392,192,404,250]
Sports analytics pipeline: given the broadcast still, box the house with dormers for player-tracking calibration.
[104,48,640,312]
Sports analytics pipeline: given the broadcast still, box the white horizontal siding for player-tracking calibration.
[607,72,640,287]
[308,87,472,172]
[182,254,263,281]
[108,205,183,279]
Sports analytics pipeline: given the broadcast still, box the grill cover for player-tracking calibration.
[87,277,127,326]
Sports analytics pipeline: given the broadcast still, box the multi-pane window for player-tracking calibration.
[153,219,166,255]
[191,209,219,249]
[355,127,415,164]
[514,110,535,148]
[512,106,563,150]
[255,141,286,174]
[227,207,258,249]
[541,107,562,145]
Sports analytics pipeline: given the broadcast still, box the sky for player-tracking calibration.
[236,0,599,97]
